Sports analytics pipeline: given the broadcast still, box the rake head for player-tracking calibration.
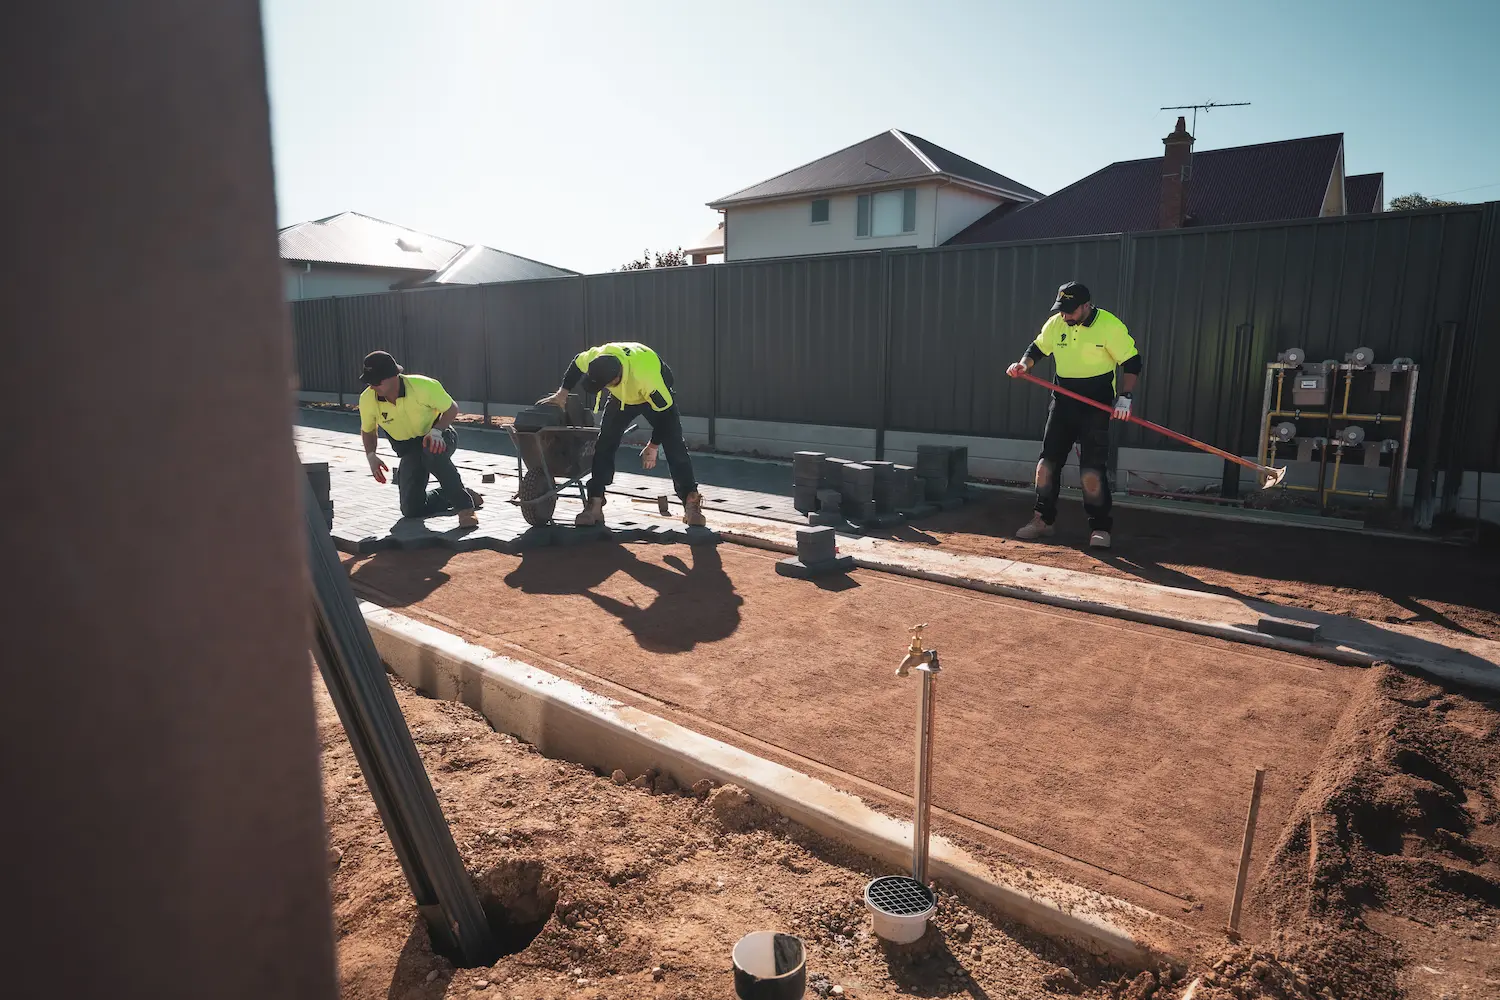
[1259,465,1289,490]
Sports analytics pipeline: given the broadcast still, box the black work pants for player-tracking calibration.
[1035,396,1113,532]
[393,427,474,518]
[588,399,698,502]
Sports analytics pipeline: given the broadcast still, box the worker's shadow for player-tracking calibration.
[347,546,457,606]
[504,542,743,653]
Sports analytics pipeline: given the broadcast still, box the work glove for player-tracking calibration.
[641,443,659,470]
[1112,394,1133,421]
[1006,361,1028,378]
[423,428,447,454]
[536,388,568,408]
[366,451,389,484]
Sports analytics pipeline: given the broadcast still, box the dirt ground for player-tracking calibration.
[319,670,1135,1000]
[321,625,1500,1000]
[344,542,1364,937]
[892,491,1500,641]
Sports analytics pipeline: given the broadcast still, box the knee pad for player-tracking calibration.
[1080,469,1105,498]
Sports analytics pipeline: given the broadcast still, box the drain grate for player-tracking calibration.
[866,875,934,916]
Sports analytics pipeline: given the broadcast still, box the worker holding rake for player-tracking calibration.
[538,342,708,528]
[1006,281,1140,550]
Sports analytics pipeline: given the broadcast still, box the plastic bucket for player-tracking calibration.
[732,931,806,1000]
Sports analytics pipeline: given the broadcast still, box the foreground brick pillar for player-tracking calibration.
[1,4,338,998]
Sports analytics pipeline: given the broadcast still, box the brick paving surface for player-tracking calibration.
[294,423,965,555]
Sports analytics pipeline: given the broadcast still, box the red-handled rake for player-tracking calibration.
[1015,370,1288,489]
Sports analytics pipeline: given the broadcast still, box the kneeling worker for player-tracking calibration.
[1005,281,1140,549]
[358,350,481,527]
[537,342,707,528]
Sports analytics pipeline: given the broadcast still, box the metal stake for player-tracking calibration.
[896,624,941,885]
[1227,766,1266,939]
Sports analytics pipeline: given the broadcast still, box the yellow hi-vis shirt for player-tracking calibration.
[572,342,673,410]
[358,374,455,442]
[1032,308,1138,392]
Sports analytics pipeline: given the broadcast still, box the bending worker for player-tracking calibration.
[538,342,707,528]
[358,350,481,527]
[1006,281,1140,550]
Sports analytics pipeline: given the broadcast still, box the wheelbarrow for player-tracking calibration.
[506,394,601,526]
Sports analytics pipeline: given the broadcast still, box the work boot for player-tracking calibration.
[1089,530,1112,550]
[1015,514,1054,540]
[575,496,605,527]
[682,491,707,527]
[458,507,479,529]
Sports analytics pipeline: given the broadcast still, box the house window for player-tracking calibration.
[810,198,830,224]
[856,189,917,237]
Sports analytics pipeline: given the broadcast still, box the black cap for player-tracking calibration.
[578,354,623,395]
[1051,281,1090,313]
[359,350,402,386]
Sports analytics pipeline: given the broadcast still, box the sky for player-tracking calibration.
[262,0,1500,276]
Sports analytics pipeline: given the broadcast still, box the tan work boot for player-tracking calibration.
[458,508,479,528]
[682,491,707,527]
[1015,514,1055,540]
[1089,530,1112,549]
[575,496,605,527]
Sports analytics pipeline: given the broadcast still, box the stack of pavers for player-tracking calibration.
[303,461,334,529]
[866,460,919,515]
[916,444,970,510]
[839,462,876,524]
[792,451,824,513]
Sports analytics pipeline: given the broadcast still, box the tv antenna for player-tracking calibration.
[1160,101,1251,136]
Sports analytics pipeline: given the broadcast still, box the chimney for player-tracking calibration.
[1159,116,1194,229]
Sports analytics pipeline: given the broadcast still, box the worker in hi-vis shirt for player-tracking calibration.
[1006,281,1141,550]
[537,342,706,528]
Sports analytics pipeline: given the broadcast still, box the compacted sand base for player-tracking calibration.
[345,542,1361,935]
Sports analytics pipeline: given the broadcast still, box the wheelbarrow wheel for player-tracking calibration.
[517,468,557,527]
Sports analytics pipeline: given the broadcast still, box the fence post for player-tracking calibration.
[876,250,893,460]
[480,288,491,427]
[333,297,346,408]
[1413,320,1459,529]
[709,267,718,450]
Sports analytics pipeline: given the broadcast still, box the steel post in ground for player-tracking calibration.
[1227,766,1266,939]
[304,483,499,966]
[912,664,937,884]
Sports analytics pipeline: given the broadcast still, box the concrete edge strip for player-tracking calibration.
[359,601,1192,968]
[711,526,1500,691]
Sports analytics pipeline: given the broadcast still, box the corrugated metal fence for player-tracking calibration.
[291,202,1500,475]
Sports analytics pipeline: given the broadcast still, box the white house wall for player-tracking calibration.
[934,186,1006,245]
[726,185,944,261]
[283,263,410,301]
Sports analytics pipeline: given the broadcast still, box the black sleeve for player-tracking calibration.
[560,355,583,390]
[1021,342,1046,364]
[1120,353,1143,376]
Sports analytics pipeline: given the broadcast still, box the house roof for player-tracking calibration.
[1345,172,1385,214]
[948,133,1349,245]
[709,130,1043,209]
[280,210,575,286]
[417,245,576,286]
[279,211,465,271]
[685,222,725,256]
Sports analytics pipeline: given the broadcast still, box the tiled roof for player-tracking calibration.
[1345,172,1385,214]
[417,245,576,285]
[709,130,1041,208]
[278,211,464,271]
[685,222,724,255]
[949,134,1347,245]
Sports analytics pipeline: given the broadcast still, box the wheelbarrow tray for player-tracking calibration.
[508,425,600,486]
